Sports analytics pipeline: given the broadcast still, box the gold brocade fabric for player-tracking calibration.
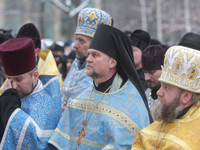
[0,49,63,95]
[131,101,200,150]
[37,49,63,89]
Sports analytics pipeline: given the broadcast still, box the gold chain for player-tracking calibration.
[148,90,152,110]
[76,85,112,150]
[154,119,180,150]
[85,85,111,123]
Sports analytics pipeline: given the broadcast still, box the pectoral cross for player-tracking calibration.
[76,120,87,150]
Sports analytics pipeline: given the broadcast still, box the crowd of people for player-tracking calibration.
[0,7,199,150]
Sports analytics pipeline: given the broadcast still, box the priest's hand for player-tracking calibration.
[3,79,17,92]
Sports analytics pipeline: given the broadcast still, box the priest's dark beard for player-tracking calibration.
[152,92,183,122]
[75,50,87,62]
[77,55,87,63]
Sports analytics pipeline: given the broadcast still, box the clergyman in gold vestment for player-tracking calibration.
[131,33,200,150]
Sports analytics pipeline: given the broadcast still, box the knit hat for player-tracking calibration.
[142,45,166,70]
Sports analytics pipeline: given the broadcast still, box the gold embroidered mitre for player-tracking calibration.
[159,45,200,93]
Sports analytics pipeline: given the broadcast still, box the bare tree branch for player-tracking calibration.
[51,0,91,17]
[69,0,91,17]
[65,0,71,6]
[51,0,70,12]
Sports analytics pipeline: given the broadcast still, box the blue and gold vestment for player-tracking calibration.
[61,58,92,107]
[49,74,150,150]
[0,75,62,149]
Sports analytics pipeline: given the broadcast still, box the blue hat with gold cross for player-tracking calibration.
[75,8,112,38]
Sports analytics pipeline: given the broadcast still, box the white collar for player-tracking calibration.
[32,79,43,92]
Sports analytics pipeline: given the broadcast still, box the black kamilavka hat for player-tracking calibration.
[130,30,150,51]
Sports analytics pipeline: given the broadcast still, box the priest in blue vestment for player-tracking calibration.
[48,24,153,150]
[61,8,112,112]
[0,38,62,149]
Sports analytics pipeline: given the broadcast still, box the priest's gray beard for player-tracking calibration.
[152,92,183,122]
[86,65,110,81]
